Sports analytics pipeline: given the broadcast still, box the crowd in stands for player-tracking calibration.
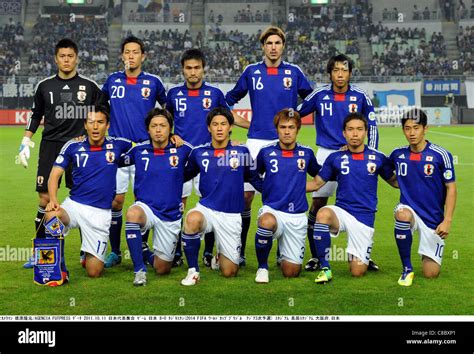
[0,19,24,79]
[457,25,473,74]
[27,15,108,83]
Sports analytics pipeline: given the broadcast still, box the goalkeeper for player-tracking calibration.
[17,38,106,268]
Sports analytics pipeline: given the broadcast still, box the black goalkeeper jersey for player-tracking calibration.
[26,73,107,142]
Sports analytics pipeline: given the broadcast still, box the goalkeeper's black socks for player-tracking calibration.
[35,206,46,239]
[203,232,215,256]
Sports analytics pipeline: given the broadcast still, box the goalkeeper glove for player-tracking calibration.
[18,136,35,168]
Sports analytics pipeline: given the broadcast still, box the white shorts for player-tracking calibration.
[116,165,135,194]
[312,146,338,198]
[182,174,201,198]
[133,202,181,262]
[244,138,278,192]
[394,204,444,265]
[190,203,242,264]
[61,197,111,262]
[259,205,307,265]
[324,205,374,265]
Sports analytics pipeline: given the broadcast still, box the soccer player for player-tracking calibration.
[18,38,106,268]
[389,109,456,286]
[121,108,193,286]
[101,36,167,268]
[298,54,379,272]
[254,109,320,283]
[225,26,313,266]
[307,113,397,283]
[44,106,132,279]
[180,107,262,286]
[166,48,249,268]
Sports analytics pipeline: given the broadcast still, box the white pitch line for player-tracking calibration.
[429,131,474,140]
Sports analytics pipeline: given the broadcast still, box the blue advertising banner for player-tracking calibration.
[424,80,461,95]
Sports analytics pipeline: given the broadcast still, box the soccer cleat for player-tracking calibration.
[255,268,269,283]
[23,256,35,269]
[398,270,414,287]
[104,252,122,268]
[368,258,380,271]
[211,255,220,271]
[304,258,320,272]
[315,267,333,284]
[172,254,184,267]
[133,270,147,287]
[202,253,213,268]
[181,268,200,286]
[80,251,86,268]
[239,255,246,267]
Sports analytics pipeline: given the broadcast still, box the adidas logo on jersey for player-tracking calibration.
[342,154,349,159]
[62,85,70,90]
[398,154,405,159]
[177,91,184,96]
[269,151,277,156]
[254,70,261,74]
[78,147,86,152]
[202,152,209,156]
[323,95,330,100]
[114,78,121,83]
[141,150,149,155]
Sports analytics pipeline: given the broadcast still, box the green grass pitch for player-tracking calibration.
[0,125,473,315]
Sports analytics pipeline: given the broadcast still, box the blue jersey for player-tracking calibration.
[102,71,167,142]
[389,141,455,229]
[184,143,262,213]
[298,84,379,150]
[257,142,320,214]
[54,136,132,209]
[225,61,313,140]
[121,141,193,221]
[318,146,394,227]
[166,82,229,146]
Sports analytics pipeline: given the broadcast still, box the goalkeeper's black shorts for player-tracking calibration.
[35,139,73,193]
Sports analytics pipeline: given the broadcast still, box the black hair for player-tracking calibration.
[145,108,174,132]
[343,112,367,131]
[327,54,353,74]
[55,38,78,55]
[401,108,428,127]
[121,36,145,54]
[206,107,234,126]
[88,105,110,123]
[181,48,206,68]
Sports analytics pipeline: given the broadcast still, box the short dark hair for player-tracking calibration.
[88,105,110,123]
[145,108,174,132]
[327,54,353,74]
[259,26,286,45]
[273,108,301,130]
[121,36,145,54]
[55,38,78,55]
[401,108,428,127]
[181,48,206,68]
[343,112,367,131]
[207,107,234,126]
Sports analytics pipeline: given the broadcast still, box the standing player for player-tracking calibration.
[166,48,249,267]
[45,107,132,279]
[18,38,106,268]
[307,113,397,283]
[101,36,167,268]
[390,109,456,286]
[298,54,379,271]
[254,109,320,283]
[225,26,313,266]
[180,107,262,286]
[121,108,192,286]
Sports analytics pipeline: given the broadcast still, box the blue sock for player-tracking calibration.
[182,232,201,272]
[313,223,331,269]
[125,222,146,273]
[255,226,273,269]
[307,211,318,258]
[109,209,122,255]
[204,232,215,256]
[394,220,413,272]
[240,209,251,257]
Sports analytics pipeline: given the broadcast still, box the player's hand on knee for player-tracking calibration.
[17,137,34,168]
[170,134,184,147]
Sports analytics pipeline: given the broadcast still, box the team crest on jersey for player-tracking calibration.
[229,157,240,170]
[283,77,292,89]
[105,151,115,163]
[367,162,376,174]
[141,87,151,99]
[202,98,212,109]
[424,164,434,176]
[77,90,87,102]
[169,155,179,167]
[297,158,306,171]
[349,103,358,113]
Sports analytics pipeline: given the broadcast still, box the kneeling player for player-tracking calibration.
[307,113,397,283]
[254,109,320,283]
[45,107,132,278]
[180,107,262,286]
[121,108,192,286]
[390,109,456,286]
